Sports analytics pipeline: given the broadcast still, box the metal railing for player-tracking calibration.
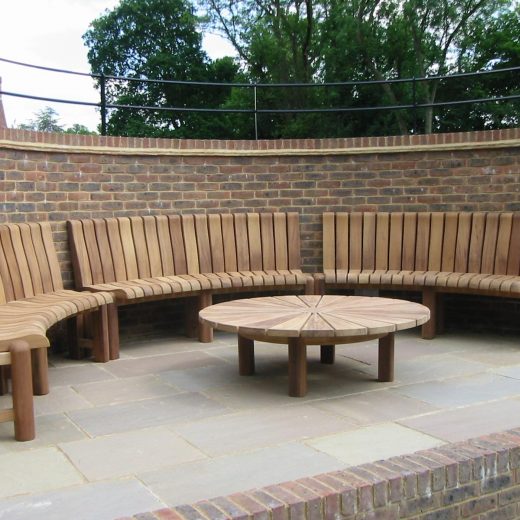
[1,56,519,138]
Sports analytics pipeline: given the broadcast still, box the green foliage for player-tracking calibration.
[84,0,242,138]
[17,107,97,134]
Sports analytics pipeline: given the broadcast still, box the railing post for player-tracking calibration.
[100,73,107,136]
[254,83,258,140]
[412,76,417,134]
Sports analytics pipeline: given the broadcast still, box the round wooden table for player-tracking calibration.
[199,295,430,397]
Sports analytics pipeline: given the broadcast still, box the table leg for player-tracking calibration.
[320,345,335,364]
[378,333,394,382]
[288,338,307,397]
[238,335,255,375]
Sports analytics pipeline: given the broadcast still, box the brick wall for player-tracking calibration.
[1,127,519,335]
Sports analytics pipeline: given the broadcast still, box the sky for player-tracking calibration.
[0,0,235,131]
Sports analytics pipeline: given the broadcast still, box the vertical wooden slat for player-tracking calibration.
[388,213,404,270]
[468,213,486,273]
[441,212,458,272]
[67,220,93,288]
[247,213,262,271]
[428,213,444,271]
[0,227,18,300]
[349,212,363,270]
[274,213,289,270]
[481,213,500,274]
[156,215,175,276]
[375,213,390,270]
[402,213,417,271]
[335,213,349,270]
[143,216,162,277]
[118,218,139,280]
[168,215,187,275]
[181,215,200,274]
[105,218,128,281]
[82,220,105,285]
[8,225,34,297]
[22,223,51,294]
[454,212,471,273]
[362,213,376,270]
[195,214,212,273]
[0,273,6,304]
[494,213,513,275]
[18,224,44,295]
[322,213,336,270]
[221,214,238,272]
[506,213,520,275]
[260,213,276,270]
[208,214,225,273]
[39,222,63,290]
[130,217,151,278]
[93,219,116,282]
[234,213,250,271]
[415,213,431,271]
[287,213,301,270]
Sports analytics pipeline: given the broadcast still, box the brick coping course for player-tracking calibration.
[119,428,520,519]
[1,127,520,157]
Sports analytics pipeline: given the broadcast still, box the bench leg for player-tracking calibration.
[91,307,110,363]
[422,288,437,339]
[31,347,49,396]
[238,335,255,375]
[305,277,315,295]
[378,333,394,382]
[320,345,335,364]
[288,338,307,397]
[107,303,120,360]
[198,292,213,343]
[10,341,36,441]
[313,274,325,296]
[184,298,198,339]
[67,315,82,360]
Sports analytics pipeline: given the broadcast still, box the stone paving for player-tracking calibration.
[1,329,520,519]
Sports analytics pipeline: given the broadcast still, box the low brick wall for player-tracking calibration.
[124,429,520,519]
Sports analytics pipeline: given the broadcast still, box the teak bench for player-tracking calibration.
[0,222,113,441]
[67,212,314,359]
[320,211,520,338]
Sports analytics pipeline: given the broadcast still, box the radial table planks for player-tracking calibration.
[199,295,430,397]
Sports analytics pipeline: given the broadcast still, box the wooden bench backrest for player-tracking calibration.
[0,222,64,302]
[67,212,302,286]
[323,212,520,276]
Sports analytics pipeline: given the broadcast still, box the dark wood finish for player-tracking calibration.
[238,335,255,375]
[378,333,395,382]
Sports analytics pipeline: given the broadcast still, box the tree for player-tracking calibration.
[17,107,97,134]
[84,0,240,138]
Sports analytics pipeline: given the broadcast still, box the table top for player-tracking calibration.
[199,295,430,340]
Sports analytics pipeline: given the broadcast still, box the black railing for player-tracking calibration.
[1,56,519,138]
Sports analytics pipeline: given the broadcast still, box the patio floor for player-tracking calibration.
[1,329,520,519]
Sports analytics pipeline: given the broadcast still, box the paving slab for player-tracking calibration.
[306,422,445,466]
[0,448,84,498]
[311,388,439,425]
[73,374,180,406]
[67,392,231,436]
[392,373,520,407]
[0,479,164,520]
[48,364,116,387]
[60,427,206,480]
[172,404,355,456]
[398,397,520,442]
[140,442,345,506]
[34,386,92,416]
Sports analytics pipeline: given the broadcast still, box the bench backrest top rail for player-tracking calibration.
[68,212,302,287]
[323,211,520,276]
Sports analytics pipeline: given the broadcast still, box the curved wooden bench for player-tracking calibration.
[67,212,314,359]
[320,211,520,338]
[0,222,113,441]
